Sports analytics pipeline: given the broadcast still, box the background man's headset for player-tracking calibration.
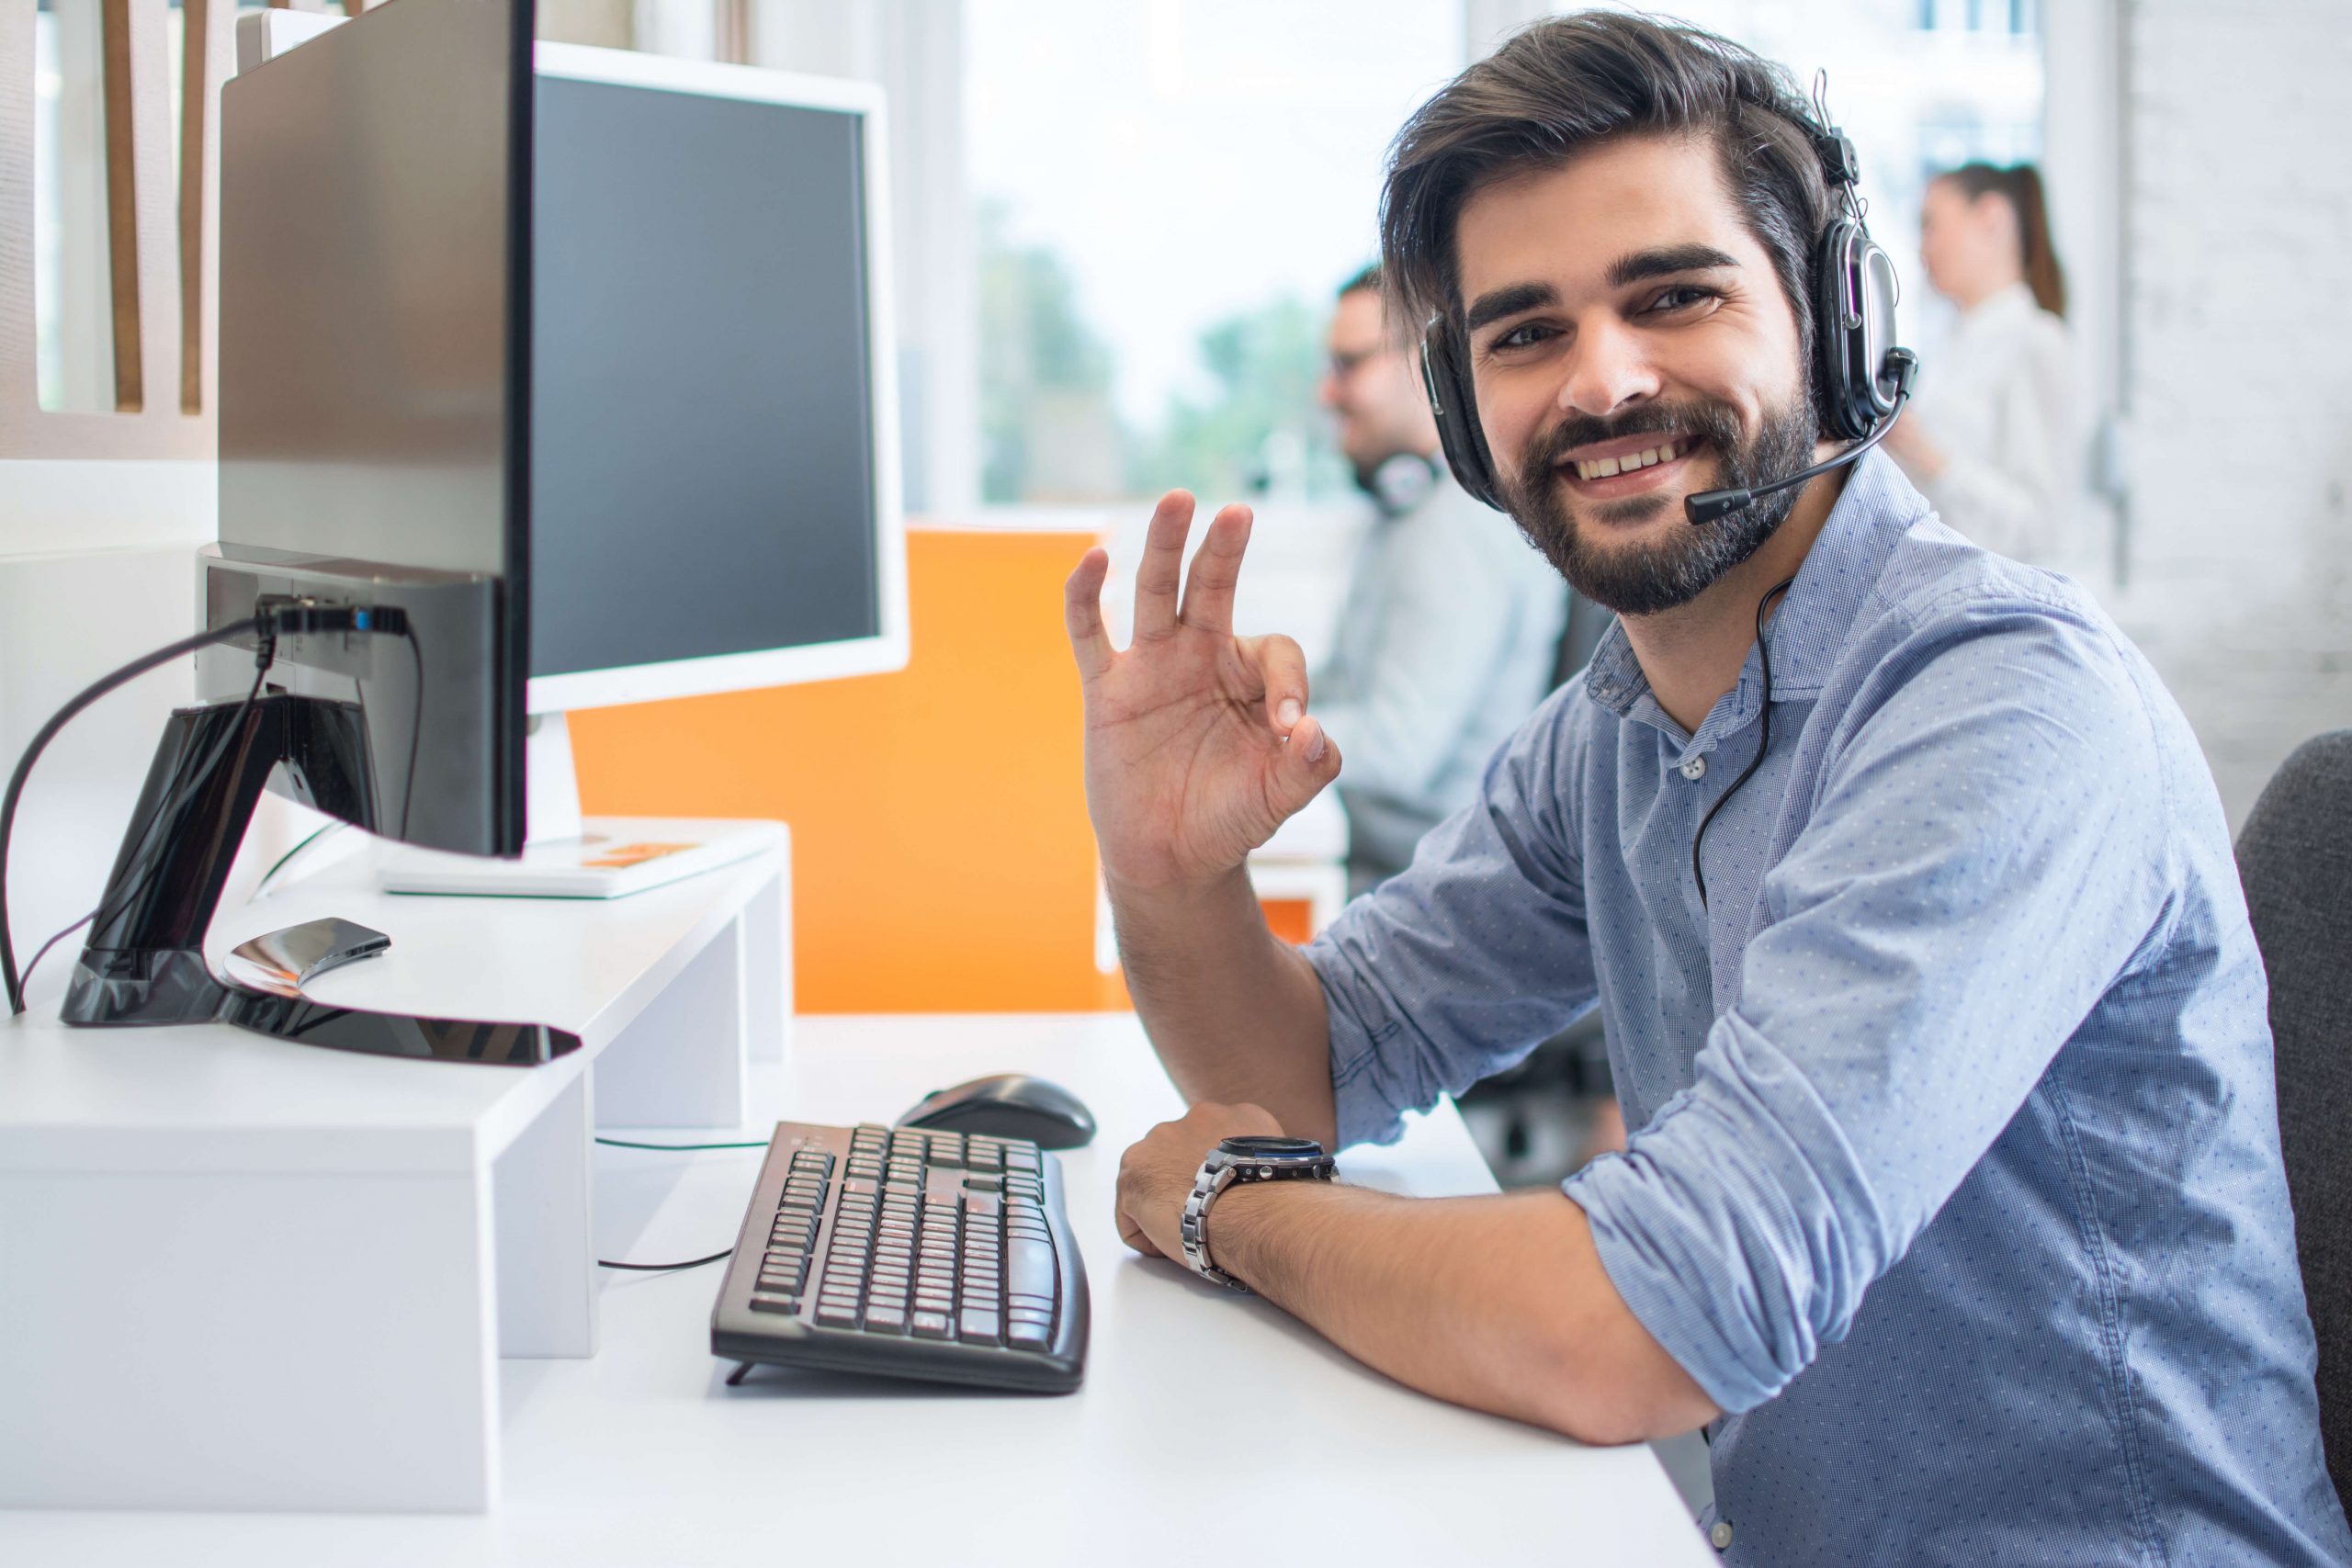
[1418,81,1921,527]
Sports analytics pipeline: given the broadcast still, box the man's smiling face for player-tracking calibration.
[1454,132,1824,615]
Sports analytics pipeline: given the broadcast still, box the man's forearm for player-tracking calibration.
[1206,1179,1718,1445]
[1107,865,1337,1146]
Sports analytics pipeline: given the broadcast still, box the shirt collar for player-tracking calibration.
[1582,449,1931,745]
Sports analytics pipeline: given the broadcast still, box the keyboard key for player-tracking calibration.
[815,1303,859,1328]
[750,1292,799,1314]
[910,1311,953,1339]
[1007,1318,1050,1348]
[1007,1240,1056,1300]
[864,1304,908,1333]
[958,1308,1001,1345]
[960,1191,1001,1220]
[962,1174,1003,1193]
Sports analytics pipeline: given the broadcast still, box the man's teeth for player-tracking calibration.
[1573,437,1689,481]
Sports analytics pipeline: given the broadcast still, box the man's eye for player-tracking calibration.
[1647,285,1718,314]
[1491,321,1554,352]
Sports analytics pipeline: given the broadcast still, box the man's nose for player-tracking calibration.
[1554,318,1660,420]
[1317,370,1344,411]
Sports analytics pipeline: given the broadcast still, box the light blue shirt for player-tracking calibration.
[1306,451,2352,1564]
[1314,468,1565,883]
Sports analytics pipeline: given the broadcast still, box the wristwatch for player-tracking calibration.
[1179,1134,1337,1292]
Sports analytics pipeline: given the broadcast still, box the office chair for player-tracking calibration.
[2236,729,2352,1511]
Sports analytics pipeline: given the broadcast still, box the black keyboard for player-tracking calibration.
[710,1121,1089,1393]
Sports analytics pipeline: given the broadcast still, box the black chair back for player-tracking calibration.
[2237,730,2352,1510]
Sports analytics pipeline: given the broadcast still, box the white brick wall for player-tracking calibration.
[2100,0,2352,827]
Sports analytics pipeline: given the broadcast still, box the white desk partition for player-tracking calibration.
[0,955,1710,1560]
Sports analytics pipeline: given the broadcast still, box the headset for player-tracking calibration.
[1366,451,1442,516]
[1419,77,1919,526]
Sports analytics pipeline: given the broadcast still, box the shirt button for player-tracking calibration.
[1680,755,1707,781]
[1711,1519,1735,1551]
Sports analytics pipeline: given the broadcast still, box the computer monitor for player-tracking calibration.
[58,0,906,1055]
[519,43,909,838]
[527,44,907,714]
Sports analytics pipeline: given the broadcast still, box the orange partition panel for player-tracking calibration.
[570,527,1127,1013]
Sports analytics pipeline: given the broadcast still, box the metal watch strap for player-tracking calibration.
[1178,1152,1336,1293]
[1179,1163,1246,1291]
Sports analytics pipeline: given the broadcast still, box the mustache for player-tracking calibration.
[1521,400,1748,473]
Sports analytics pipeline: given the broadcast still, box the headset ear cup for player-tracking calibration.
[1420,320,1507,512]
[1812,215,1867,442]
[1811,217,1903,441]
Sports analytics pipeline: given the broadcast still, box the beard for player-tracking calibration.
[1501,391,1819,616]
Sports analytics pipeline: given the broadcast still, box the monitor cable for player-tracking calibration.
[14,652,273,1005]
[598,1249,734,1273]
[591,1136,769,1270]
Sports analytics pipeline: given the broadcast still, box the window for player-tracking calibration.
[967,0,1466,505]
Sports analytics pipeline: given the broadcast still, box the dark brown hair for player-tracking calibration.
[1937,163,2067,319]
[1379,13,1836,367]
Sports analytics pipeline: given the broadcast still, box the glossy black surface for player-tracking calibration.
[896,1074,1098,1150]
[59,695,577,1065]
[1218,1135,1326,1158]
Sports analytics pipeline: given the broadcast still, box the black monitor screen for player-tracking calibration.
[527,76,882,683]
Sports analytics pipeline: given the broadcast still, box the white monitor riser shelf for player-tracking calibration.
[0,819,788,1511]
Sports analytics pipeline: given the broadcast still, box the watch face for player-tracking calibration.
[1218,1135,1324,1159]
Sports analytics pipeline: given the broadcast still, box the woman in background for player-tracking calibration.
[1886,163,2081,566]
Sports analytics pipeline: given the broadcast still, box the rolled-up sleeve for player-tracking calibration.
[1563,603,2176,1413]
[1306,693,1601,1149]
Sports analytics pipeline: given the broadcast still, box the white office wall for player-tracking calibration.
[2098,0,2352,827]
[0,470,211,994]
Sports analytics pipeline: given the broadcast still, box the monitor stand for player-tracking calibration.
[58,694,580,1063]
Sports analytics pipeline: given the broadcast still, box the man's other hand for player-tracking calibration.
[1064,491,1344,896]
[1114,1100,1284,1260]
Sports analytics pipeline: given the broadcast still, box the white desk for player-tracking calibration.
[0,1012,1710,1564]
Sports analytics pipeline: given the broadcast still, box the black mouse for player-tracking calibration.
[896,1074,1096,1149]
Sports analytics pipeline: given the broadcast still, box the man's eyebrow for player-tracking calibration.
[1462,245,1742,333]
[1464,282,1556,334]
[1606,243,1741,288]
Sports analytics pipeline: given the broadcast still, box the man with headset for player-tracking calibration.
[1312,263,1568,897]
[1061,13,2348,1562]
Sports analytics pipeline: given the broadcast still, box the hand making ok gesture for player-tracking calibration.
[1063,491,1343,896]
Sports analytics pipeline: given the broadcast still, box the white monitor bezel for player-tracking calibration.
[524,42,910,716]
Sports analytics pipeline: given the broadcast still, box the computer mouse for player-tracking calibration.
[896,1074,1097,1149]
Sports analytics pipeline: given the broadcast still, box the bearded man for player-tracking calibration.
[1061,13,2348,1564]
